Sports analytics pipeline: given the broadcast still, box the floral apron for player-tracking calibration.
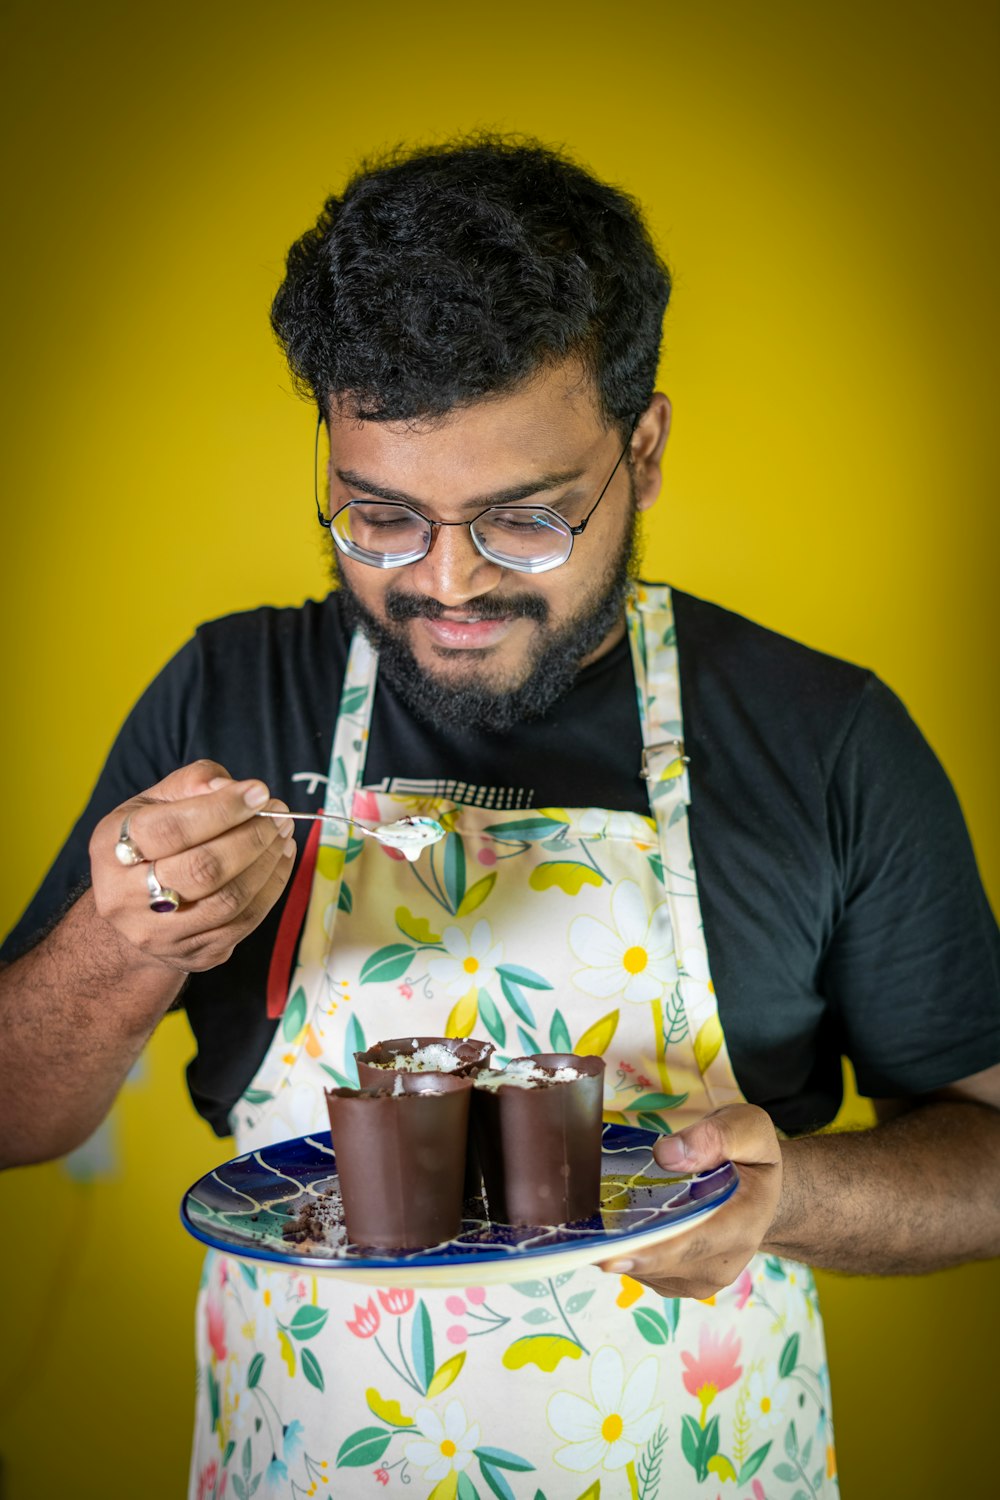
[190,585,838,1500]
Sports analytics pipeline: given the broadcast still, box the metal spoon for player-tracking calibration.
[257,809,446,861]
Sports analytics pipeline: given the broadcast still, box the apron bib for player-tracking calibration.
[189,586,838,1500]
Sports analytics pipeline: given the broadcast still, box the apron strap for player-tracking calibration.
[266,818,323,1019]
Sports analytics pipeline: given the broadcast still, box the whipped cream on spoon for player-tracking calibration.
[257,810,445,861]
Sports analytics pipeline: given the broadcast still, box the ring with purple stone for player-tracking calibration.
[114,813,146,867]
[146,861,181,914]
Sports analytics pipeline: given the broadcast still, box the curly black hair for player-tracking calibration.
[271,134,671,436]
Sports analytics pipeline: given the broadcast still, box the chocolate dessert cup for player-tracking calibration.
[325,1075,474,1250]
[355,1036,494,1204]
[471,1053,606,1226]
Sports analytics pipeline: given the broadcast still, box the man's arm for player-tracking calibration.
[0,761,295,1170]
[599,1065,1000,1296]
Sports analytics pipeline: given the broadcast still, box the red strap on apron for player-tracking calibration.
[266,817,323,1019]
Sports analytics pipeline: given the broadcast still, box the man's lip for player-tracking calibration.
[416,614,518,649]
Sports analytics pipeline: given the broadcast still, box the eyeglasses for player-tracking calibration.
[314,415,637,574]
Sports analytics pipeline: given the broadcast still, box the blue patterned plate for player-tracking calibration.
[180,1123,739,1287]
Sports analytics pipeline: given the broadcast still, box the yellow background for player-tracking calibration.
[1,1,997,1496]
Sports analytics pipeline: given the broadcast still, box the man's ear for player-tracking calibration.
[632,393,671,512]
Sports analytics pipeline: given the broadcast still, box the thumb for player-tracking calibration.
[653,1104,780,1172]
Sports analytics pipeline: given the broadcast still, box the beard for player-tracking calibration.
[333,501,642,733]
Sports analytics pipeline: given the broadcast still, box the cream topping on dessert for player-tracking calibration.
[474,1061,582,1090]
[371,1043,465,1072]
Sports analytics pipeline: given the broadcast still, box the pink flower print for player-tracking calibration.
[752,1481,766,1500]
[196,1460,218,1500]
[382,845,406,862]
[733,1269,753,1309]
[446,1295,466,1316]
[374,1468,390,1486]
[465,1287,486,1304]
[477,846,497,866]
[398,983,414,1000]
[636,1075,653,1089]
[378,1287,415,1316]
[681,1325,743,1421]
[346,1297,381,1338]
[352,790,382,823]
[205,1286,227,1363]
[620,1061,635,1074]
[447,1324,468,1344]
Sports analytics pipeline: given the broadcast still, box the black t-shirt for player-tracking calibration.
[4,587,998,1137]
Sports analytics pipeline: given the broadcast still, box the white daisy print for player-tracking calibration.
[427,920,503,999]
[569,880,675,1003]
[747,1367,790,1429]
[404,1399,480,1482]
[548,1345,661,1473]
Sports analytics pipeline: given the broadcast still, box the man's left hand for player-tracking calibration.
[598,1103,782,1298]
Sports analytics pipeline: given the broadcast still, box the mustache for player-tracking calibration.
[384,591,549,624]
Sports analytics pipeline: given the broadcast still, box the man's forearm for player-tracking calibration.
[764,1101,1000,1274]
[0,889,184,1168]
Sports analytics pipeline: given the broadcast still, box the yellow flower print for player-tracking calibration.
[569,880,676,1004]
[548,1345,660,1473]
[404,1400,480,1482]
[428,920,503,999]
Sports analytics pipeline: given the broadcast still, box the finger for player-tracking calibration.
[652,1104,780,1173]
[144,759,235,801]
[151,799,294,902]
[120,780,279,862]
[165,837,297,970]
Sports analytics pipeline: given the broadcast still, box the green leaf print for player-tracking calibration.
[516,1025,539,1057]
[222,1442,235,1469]
[509,1279,550,1298]
[340,684,368,715]
[773,1463,800,1483]
[457,1476,481,1500]
[474,1448,535,1472]
[208,1367,220,1429]
[549,1009,571,1052]
[478,1460,517,1500]
[483,815,567,843]
[499,975,536,1028]
[704,1415,720,1464]
[779,1332,801,1378]
[522,1308,556,1324]
[636,1112,674,1135]
[336,1427,393,1468]
[496,964,553,990]
[444,833,467,912]
[243,1438,252,1480]
[338,882,353,913]
[360,943,415,984]
[238,1263,258,1290]
[647,852,665,885]
[282,986,307,1041]
[319,1062,356,1090]
[564,1291,594,1314]
[411,1299,435,1392]
[345,1012,366,1071]
[737,1443,772,1484]
[632,1307,671,1345]
[243,1089,273,1107]
[662,1298,680,1338]
[680,1414,703,1474]
[288,1305,329,1341]
[764,1255,787,1281]
[301,1347,325,1391]
[478,990,507,1047]
[331,755,348,793]
[246,1352,265,1389]
[631,1092,688,1112]
[785,1421,799,1459]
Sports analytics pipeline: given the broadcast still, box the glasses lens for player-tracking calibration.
[331,502,432,567]
[472,508,573,573]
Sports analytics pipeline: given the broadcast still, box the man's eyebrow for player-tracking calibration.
[333,466,588,509]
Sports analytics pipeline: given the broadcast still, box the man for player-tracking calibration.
[2,137,998,1498]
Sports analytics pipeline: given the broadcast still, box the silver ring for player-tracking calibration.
[114,813,146,866]
[147,861,181,914]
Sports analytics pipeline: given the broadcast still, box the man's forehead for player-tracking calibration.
[325,361,613,477]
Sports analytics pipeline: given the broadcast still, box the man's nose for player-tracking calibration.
[406,521,503,604]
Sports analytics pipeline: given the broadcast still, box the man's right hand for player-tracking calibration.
[89,759,297,974]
